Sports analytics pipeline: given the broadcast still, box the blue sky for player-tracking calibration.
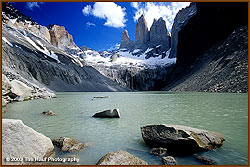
[11,2,190,51]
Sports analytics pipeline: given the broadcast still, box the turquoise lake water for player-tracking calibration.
[2,92,248,165]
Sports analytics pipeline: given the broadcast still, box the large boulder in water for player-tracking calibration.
[2,119,54,165]
[96,150,148,165]
[92,109,120,118]
[141,124,225,155]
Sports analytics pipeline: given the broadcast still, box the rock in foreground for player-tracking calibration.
[92,109,120,118]
[96,150,148,165]
[162,156,177,165]
[141,124,225,155]
[2,119,54,165]
[52,137,84,152]
[150,147,168,156]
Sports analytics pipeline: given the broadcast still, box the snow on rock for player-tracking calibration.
[81,48,176,69]
[2,37,13,47]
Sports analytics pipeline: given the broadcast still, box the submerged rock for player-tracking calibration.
[52,137,84,152]
[141,124,225,155]
[194,154,216,165]
[42,110,56,116]
[96,150,148,165]
[93,96,109,99]
[92,109,120,118]
[2,119,54,165]
[150,147,168,156]
[162,156,177,165]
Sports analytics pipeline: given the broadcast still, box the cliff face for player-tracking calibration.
[49,25,76,50]
[169,3,197,58]
[120,29,134,50]
[149,17,171,51]
[163,2,248,92]
[135,15,150,50]
[175,3,248,68]
[166,26,248,93]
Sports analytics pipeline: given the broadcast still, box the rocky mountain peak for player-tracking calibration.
[2,2,37,25]
[120,29,134,50]
[149,17,171,51]
[48,24,77,50]
[135,14,149,50]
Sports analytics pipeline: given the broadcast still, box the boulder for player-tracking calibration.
[52,137,84,152]
[2,97,7,107]
[92,109,120,118]
[10,79,32,101]
[162,156,177,165]
[42,110,56,116]
[96,150,148,165]
[194,154,216,165]
[110,54,120,62]
[141,124,225,155]
[2,119,54,165]
[150,147,167,156]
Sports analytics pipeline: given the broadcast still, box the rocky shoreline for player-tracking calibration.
[2,117,225,165]
[2,73,56,108]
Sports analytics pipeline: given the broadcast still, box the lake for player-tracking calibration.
[2,92,248,165]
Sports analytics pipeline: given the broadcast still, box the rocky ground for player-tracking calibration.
[164,26,248,93]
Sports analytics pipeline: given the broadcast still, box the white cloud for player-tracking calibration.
[131,2,190,32]
[26,2,44,10]
[86,22,96,27]
[131,2,141,9]
[82,5,92,15]
[82,2,126,28]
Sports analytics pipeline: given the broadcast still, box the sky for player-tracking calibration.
[11,2,190,51]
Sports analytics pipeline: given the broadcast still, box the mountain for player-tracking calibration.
[2,2,130,94]
[166,26,248,93]
[163,2,248,92]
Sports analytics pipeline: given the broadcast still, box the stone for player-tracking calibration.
[96,150,148,165]
[135,15,149,50]
[120,30,134,50]
[149,17,171,51]
[150,147,167,156]
[10,79,32,101]
[93,96,109,99]
[2,97,7,107]
[2,119,54,165]
[92,109,120,118]
[162,156,177,165]
[141,124,225,155]
[42,110,56,116]
[52,137,84,152]
[110,54,120,62]
[194,154,216,165]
